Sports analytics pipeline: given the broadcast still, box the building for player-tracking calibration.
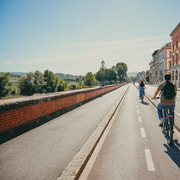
[149,43,172,84]
[136,71,146,82]
[170,22,180,88]
[151,50,159,84]
[56,73,83,81]
[158,42,171,83]
[9,73,22,82]
[149,23,180,86]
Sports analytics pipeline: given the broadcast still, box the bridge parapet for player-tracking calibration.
[0,84,125,143]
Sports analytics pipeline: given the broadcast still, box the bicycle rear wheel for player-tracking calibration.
[166,117,173,146]
[162,109,173,146]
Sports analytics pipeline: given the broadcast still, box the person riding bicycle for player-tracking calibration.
[139,80,146,99]
[152,74,177,127]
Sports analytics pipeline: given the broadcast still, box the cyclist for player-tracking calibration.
[152,74,177,127]
[139,80,146,99]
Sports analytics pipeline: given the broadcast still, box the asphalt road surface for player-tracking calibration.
[84,84,180,180]
[0,84,179,180]
[0,85,128,180]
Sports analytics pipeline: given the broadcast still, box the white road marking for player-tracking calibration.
[138,116,142,123]
[136,109,140,114]
[144,149,155,171]
[140,128,146,138]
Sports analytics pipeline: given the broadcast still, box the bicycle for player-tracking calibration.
[161,107,174,146]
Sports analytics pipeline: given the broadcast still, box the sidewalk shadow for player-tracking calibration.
[163,139,180,168]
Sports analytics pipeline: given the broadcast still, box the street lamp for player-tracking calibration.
[101,60,105,69]
[101,60,105,86]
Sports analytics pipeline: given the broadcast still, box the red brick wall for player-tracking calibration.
[0,84,124,133]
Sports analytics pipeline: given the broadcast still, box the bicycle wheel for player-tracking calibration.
[165,117,173,146]
[162,109,174,146]
[162,119,169,138]
[167,117,174,146]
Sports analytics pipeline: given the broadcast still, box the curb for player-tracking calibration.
[56,86,129,180]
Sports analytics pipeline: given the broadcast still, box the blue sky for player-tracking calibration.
[0,0,180,75]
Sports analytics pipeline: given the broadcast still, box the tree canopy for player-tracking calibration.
[84,72,96,87]
[0,61,128,98]
[0,73,12,98]
[116,62,128,82]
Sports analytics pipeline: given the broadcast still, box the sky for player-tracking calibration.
[0,0,180,75]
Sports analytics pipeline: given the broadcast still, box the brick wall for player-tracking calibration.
[0,84,124,142]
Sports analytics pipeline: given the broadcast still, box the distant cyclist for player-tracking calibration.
[152,74,177,126]
[139,80,146,98]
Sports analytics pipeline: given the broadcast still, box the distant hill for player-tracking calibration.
[10,72,27,76]
[127,72,138,77]
[0,72,27,76]
[2,71,138,78]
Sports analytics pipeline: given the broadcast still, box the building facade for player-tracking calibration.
[170,23,180,88]
[158,43,171,83]
[149,23,180,87]
[151,50,159,84]
[56,73,83,81]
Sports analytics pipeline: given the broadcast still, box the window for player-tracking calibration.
[176,70,178,80]
[169,61,171,69]
[176,53,178,65]
[176,38,178,48]
[172,71,174,80]
[172,55,175,66]
[169,51,172,59]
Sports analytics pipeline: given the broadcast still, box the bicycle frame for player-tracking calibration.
[161,108,174,146]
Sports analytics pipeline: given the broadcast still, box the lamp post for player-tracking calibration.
[101,60,105,86]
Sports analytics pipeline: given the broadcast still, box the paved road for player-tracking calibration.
[85,84,180,180]
[1,84,179,180]
[0,85,128,180]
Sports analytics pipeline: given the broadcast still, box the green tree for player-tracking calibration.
[19,72,35,95]
[104,68,117,82]
[19,71,45,95]
[84,72,96,87]
[0,73,12,98]
[43,70,60,93]
[58,78,69,91]
[10,82,20,95]
[96,69,103,82]
[116,62,128,82]
[77,80,85,89]
[33,70,45,93]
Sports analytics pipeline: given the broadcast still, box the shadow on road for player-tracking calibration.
[141,101,149,105]
[164,139,180,168]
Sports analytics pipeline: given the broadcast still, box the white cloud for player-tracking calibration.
[0,35,170,74]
